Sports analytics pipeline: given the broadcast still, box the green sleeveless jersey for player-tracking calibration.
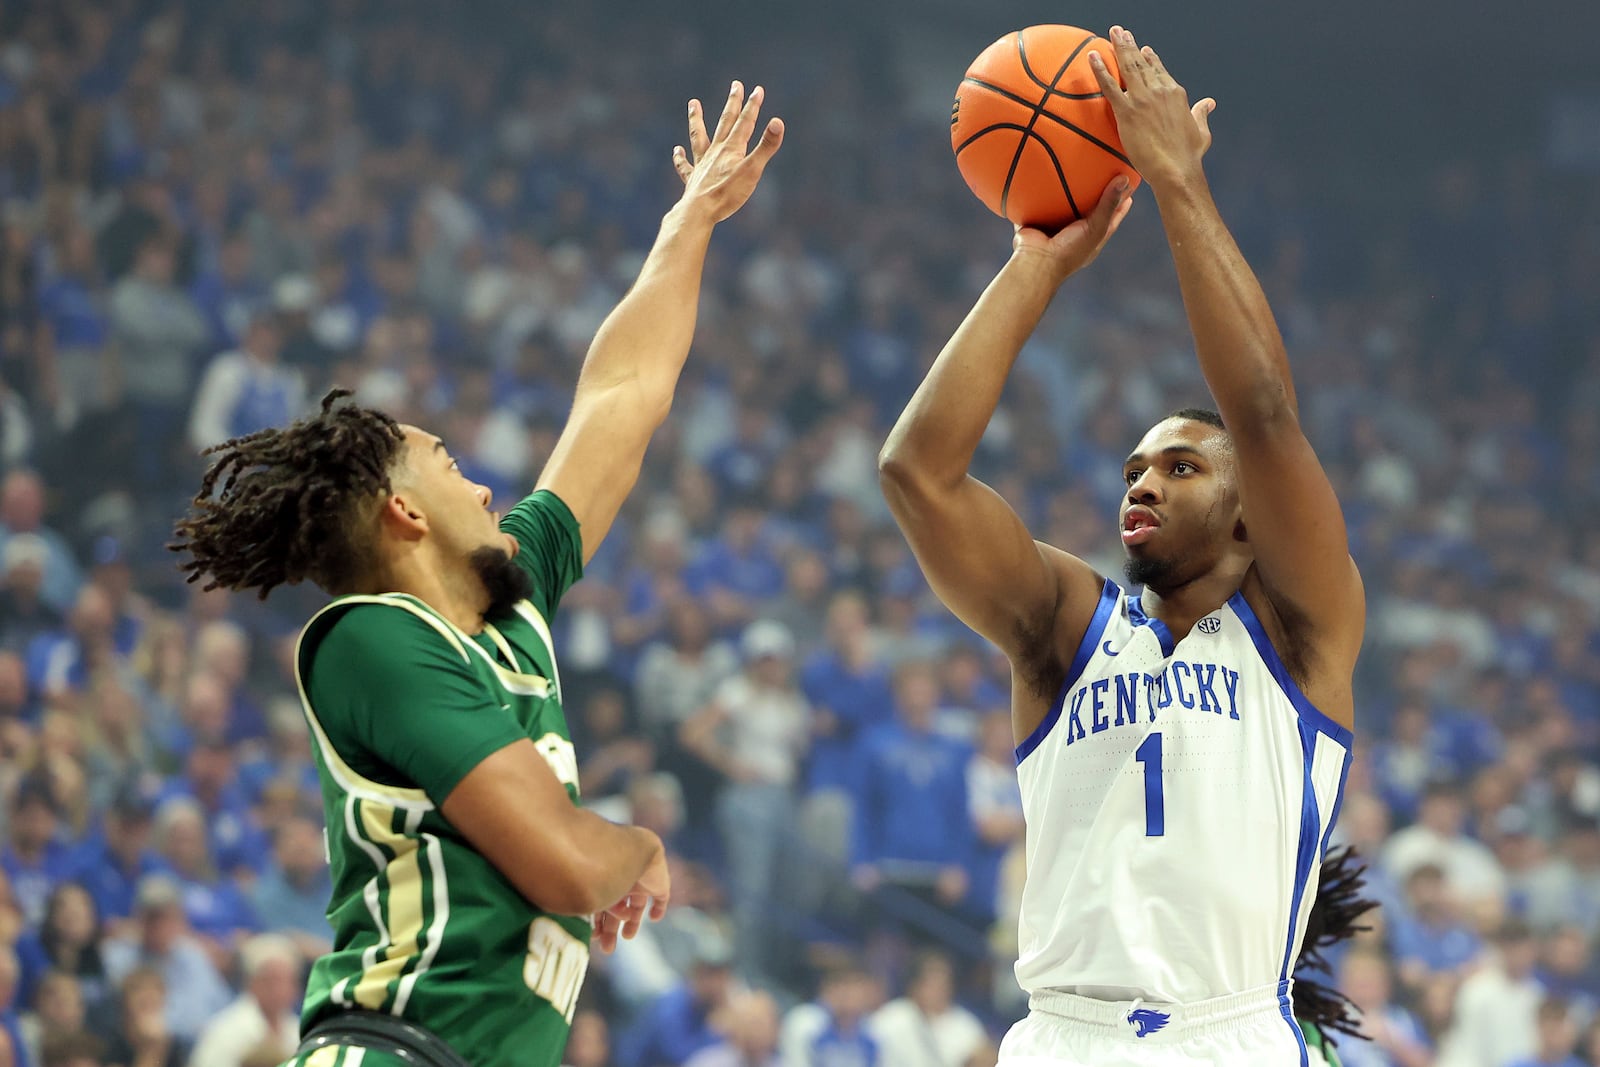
[293,490,590,1067]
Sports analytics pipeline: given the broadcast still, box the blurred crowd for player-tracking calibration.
[0,2,1594,1066]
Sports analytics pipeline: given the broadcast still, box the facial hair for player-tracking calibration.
[469,545,534,618]
[1124,554,1181,594]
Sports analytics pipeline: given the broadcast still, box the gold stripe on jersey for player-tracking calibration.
[395,829,449,1015]
[513,601,562,698]
[352,799,427,1011]
[304,1047,341,1067]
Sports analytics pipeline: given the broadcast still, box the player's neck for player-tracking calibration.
[1138,563,1249,640]
[375,550,489,635]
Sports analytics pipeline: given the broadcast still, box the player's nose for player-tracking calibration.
[1126,471,1162,503]
[476,484,493,510]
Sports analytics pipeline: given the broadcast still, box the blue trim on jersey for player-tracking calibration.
[1015,579,1120,765]
[1278,979,1310,1067]
[1126,594,1176,656]
[1225,592,1353,749]
[1279,723,1321,1064]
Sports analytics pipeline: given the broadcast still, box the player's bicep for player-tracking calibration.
[881,470,1097,660]
[1233,420,1365,643]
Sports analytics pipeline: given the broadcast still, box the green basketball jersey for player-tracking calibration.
[293,490,590,1067]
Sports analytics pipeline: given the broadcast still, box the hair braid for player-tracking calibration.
[1294,844,1380,1044]
[170,389,405,598]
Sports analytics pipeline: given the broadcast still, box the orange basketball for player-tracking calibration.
[951,25,1140,232]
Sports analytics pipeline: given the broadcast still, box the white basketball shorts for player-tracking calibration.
[999,983,1310,1067]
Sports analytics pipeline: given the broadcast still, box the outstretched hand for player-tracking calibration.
[1088,27,1215,192]
[672,81,785,226]
[1012,177,1135,279]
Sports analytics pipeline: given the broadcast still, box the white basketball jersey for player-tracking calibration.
[1013,580,1352,1006]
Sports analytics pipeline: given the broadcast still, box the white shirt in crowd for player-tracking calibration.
[186,993,299,1067]
[866,997,986,1067]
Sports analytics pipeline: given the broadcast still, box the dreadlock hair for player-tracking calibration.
[171,389,406,599]
[1294,844,1380,1044]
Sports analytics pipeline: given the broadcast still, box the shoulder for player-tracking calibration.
[309,598,470,668]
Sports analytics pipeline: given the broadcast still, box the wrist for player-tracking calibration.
[664,200,718,236]
[1145,164,1210,203]
[1006,246,1075,287]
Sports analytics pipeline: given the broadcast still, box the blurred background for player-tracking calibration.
[0,1,1596,1066]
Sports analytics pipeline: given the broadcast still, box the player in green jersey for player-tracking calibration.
[170,82,783,1067]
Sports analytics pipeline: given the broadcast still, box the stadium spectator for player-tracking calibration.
[684,989,783,1067]
[681,619,810,980]
[866,951,985,1067]
[13,883,107,1018]
[1444,919,1543,1067]
[778,962,883,1067]
[184,934,300,1067]
[853,663,976,923]
[246,816,332,963]
[101,876,231,1042]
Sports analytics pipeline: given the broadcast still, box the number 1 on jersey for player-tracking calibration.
[1135,731,1165,837]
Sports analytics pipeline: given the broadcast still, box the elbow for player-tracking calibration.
[877,445,921,495]
[878,446,951,507]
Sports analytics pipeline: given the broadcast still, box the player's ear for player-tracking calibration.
[380,492,428,540]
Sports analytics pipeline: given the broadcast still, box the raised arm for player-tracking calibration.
[536,82,783,564]
[878,188,1130,668]
[1091,30,1364,664]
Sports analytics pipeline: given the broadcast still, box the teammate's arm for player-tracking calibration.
[1091,30,1364,656]
[878,188,1131,662]
[536,83,783,564]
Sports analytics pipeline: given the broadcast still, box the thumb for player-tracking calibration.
[1089,176,1131,233]
[1192,97,1217,137]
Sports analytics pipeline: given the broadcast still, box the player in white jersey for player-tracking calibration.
[880,26,1364,1067]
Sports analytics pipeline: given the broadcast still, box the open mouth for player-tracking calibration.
[1121,507,1160,547]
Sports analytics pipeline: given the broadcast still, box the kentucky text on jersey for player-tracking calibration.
[1060,662,1242,744]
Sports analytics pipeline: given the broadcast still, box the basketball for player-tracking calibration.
[951,25,1140,232]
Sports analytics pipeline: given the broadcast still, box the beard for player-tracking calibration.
[1123,553,1182,594]
[469,544,534,618]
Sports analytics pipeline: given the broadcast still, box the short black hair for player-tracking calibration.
[171,389,406,598]
[1167,407,1226,432]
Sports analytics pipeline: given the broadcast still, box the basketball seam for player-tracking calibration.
[1013,32,1106,98]
[962,75,1103,108]
[1000,31,1099,220]
[1029,130,1080,220]
[962,75,1134,169]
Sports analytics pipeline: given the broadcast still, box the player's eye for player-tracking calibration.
[1173,462,1195,475]
[1124,469,1143,485]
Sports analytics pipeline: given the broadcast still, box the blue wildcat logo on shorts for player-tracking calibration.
[1126,1008,1171,1038]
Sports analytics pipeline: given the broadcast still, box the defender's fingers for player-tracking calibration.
[686,99,710,160]
[736,117,785,180]
[729,85,765,151]
[710,80,744,144]
[672,146,693,183]
[1192,97,1217,137]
